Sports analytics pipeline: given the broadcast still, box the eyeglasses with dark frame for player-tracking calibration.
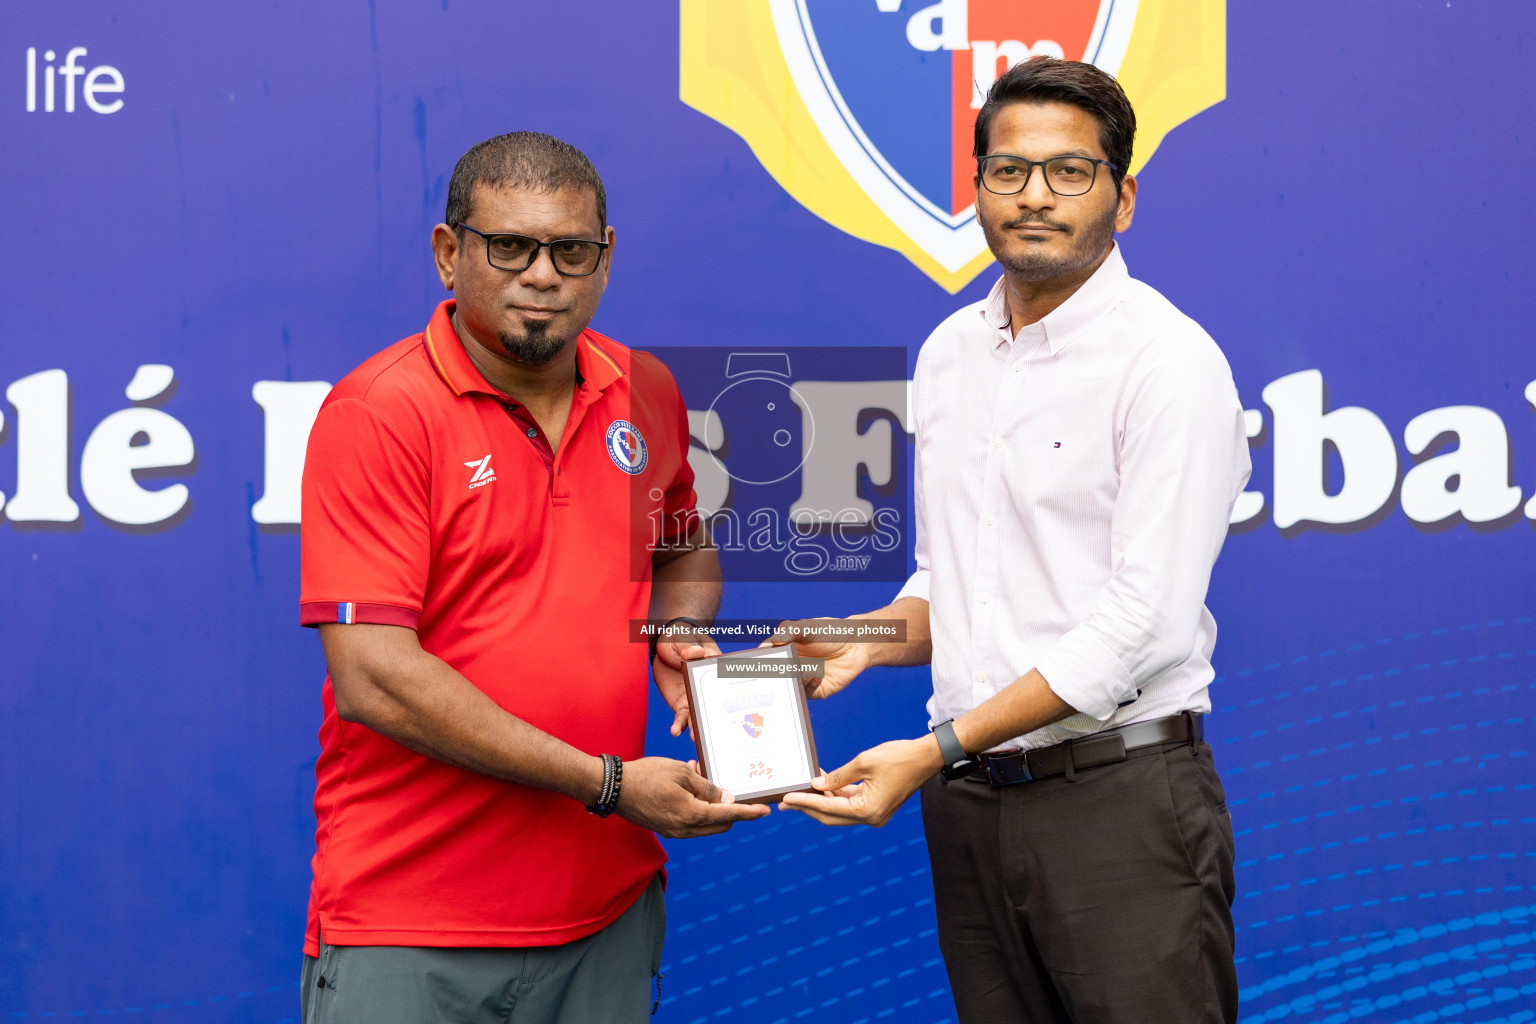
[977,154,1120,198]
[458,223,610,277]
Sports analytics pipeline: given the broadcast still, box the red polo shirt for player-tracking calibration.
[298,300,696,955]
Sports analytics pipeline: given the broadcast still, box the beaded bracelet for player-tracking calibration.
[588,753,623,818]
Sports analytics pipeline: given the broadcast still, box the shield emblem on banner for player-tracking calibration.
[681,0,1225,293]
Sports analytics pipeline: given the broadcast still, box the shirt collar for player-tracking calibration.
[421,299,624,399]
[978,243,1131,354]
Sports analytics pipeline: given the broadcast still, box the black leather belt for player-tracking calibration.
[968,712,1203,785]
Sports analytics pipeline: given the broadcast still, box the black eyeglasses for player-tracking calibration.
[458,224,609,277]
[978,154,1120,197]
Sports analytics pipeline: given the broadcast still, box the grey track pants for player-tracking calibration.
[300,875,665,1024]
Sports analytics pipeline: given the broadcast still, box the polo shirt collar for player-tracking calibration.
[978,242,1131,354]
[421,299,624,399]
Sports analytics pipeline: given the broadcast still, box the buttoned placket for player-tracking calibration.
[500,401,553,458]
[494,380,595,505]
[551,384,603,506]
[968,319,1048,707]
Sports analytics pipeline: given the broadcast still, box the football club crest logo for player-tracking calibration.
[606,420,648,475]
[741,713,766,739]
[681,0,1225,293]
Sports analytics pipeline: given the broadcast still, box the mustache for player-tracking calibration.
[1002,213,1072,232]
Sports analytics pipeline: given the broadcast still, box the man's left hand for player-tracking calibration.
[778,737,944,827]
[652,636,720,738]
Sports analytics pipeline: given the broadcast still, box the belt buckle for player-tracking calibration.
[982,749,1032,785]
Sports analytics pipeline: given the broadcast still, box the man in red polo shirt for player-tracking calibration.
[297,131,764,1024]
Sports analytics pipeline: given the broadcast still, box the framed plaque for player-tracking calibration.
[683,645,821,804]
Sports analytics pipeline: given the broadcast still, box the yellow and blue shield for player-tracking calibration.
[681,0,1225,292]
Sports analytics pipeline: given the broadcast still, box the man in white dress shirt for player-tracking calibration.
[774,58,1251,1022]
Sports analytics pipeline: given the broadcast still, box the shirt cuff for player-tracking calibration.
[895,567,930,604]
[300,602,420,630]
[1034,630,1136,721]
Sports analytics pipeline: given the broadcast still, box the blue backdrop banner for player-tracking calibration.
[1,3,1533,1024]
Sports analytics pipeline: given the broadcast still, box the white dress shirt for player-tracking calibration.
[896,244,1251,751]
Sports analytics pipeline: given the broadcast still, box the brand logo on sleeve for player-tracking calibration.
[606,420,648,474]
[464,454,496,488]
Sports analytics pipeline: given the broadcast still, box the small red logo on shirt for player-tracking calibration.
[1053,442,1062,449]
[464,455,496,489]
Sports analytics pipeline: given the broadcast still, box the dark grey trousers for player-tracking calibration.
[920,741,1238,1024]
[300,874,665,1024]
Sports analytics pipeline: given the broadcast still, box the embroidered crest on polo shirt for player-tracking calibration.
[605,420,648,475]
[464,454,496,489]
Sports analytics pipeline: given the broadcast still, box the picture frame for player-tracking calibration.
[683,645,821,804]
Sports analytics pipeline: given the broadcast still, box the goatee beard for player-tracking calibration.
[498,321,568,367]
[987,201,1118,282]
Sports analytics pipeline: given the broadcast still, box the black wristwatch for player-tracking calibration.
[932,719,981,782]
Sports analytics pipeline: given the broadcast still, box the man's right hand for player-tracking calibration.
[763,618,873,700]
[617,757,769,838]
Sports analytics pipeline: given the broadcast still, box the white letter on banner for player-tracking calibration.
[1526,380,1536,520]
[906,0,968,51]
[1263,369,1397,531]
[789,380,909,525]
[686,408,730,519]
[80,365,193,526]
[251,381,331,525]
[970,40,1062,108]
[1401,406,1521,526]
[59,47,87,113]
[83,65,125,114]
[4,369,81,523]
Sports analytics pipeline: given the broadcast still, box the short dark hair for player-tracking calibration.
[445,131,607,234]
[973,57,1136,191]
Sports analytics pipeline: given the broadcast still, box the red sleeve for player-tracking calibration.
[299,397,429,629]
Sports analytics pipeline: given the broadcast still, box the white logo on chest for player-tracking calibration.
[464,454,496,489]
